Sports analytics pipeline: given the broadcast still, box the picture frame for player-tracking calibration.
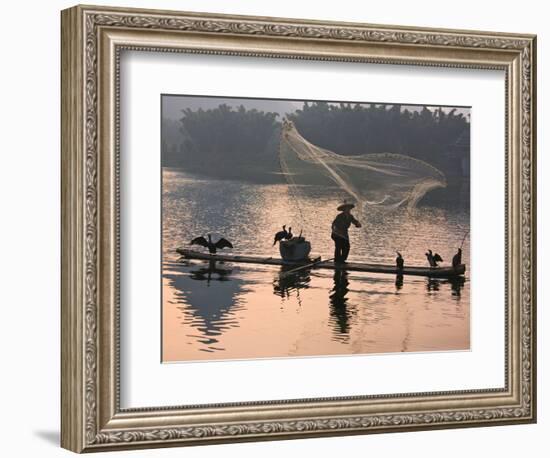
[61,4,536,453]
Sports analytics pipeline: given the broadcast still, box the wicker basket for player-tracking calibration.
[279,237,311,262]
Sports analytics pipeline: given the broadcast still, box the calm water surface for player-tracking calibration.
[162,169,470,362]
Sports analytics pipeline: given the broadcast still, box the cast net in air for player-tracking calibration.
[278,119,448,251]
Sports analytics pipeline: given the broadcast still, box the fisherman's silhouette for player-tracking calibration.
[331,201,361,264]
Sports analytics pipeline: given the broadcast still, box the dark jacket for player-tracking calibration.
[331,212,360,240]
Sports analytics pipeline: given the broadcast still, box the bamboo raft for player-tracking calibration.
[176,249,466,278]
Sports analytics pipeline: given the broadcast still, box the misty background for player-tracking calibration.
[161,95,470,206]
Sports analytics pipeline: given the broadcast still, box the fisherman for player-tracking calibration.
[331,201,362,264]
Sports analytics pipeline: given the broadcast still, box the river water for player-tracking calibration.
[162,169,470,362]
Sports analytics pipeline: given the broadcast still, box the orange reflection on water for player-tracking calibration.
[162,262,469,362]
[162,170,470,362]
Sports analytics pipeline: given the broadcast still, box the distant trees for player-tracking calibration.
[162,104,280,180]
[162,101,469,204]
[286,102,470,205]
[287,102,469,163]
[181,104,279,154]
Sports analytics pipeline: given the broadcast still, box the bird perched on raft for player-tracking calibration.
[285,227,293,240]
[426,249,443,267]
[396,252,404,271]
[452,248,462,268]
[273,225,289,245]
[190,234,233,254]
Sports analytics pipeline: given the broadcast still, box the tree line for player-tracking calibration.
[162,101,470,205]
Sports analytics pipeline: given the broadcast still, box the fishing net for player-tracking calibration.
[279,119,447,250]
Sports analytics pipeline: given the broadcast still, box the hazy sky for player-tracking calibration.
[161,94,470,121]
[162,95,300,120]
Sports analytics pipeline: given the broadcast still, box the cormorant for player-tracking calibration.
[190,234,233,254]
[273,225,288,245]
[396,251,404,270]
[284,227,293,240]
[452,248,462,268]
[425,249,443,267]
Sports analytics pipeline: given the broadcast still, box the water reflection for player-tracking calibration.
[328,270,357,342]
[188,260,233,284]
[427,278,441,293]
[164,258,469,359]
[426,277,465,298]
[162,171,470,361]
[450,276,466,297]
[163,260,246,353]
[273,266,311,301]
[395,274,404,290]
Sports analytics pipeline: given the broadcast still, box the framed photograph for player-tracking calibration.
[61,4,536,453]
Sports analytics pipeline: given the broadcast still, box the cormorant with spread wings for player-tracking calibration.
[425,249,443,268]
[190,234,233,254]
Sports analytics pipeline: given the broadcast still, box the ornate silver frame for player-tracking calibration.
[61,4,536,453]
